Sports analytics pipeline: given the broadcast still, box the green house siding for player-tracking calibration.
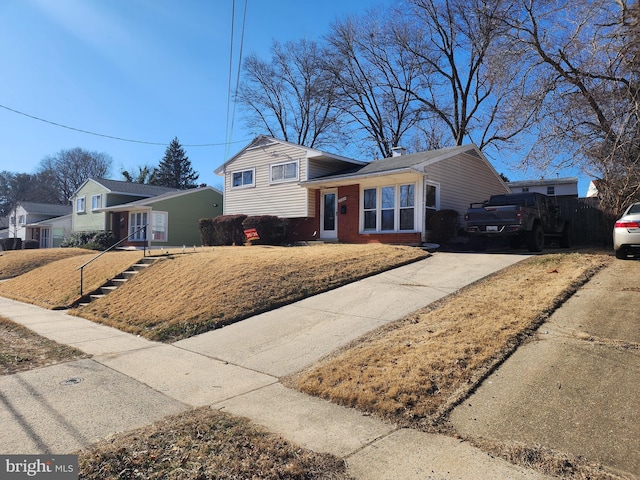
[72,182,109,232]
[149,188,223,246]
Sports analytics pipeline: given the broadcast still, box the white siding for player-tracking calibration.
[222,143,312,217]
[424,153,509,226]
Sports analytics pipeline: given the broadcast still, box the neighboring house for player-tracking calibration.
[216,136,510,244]
[70,178,223,248]
[3,202,72,248]
[507,177,579,198]
[586,179,601,198]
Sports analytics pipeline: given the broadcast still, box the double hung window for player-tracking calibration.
[91,194,102,210]
[151,212,168,242]
[76,196,86,213]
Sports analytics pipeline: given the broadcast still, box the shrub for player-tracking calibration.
[242,216,288,246]
[200,215,247,246]
[60,231,116,251]
[429,209,459,245]
[23,239,39,249]
[199,218,215,246]
[0,238,22,251]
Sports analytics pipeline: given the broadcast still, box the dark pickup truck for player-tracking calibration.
[464,192,570,252]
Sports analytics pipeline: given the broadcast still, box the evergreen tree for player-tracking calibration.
[151,137,199,189]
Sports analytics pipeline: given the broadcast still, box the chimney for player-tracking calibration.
[391,146,406,157]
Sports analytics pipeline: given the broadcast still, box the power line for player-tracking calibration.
[0,103,248,147]
[225,0,248,157]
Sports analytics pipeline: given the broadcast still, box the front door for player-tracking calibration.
[39,227,50,248]
[320,190,338,239]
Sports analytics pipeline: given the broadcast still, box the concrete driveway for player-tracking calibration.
[449,259,640,478]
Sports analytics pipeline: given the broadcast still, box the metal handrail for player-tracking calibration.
[76,224,147,296]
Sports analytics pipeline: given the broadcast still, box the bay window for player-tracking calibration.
[362,183,416,232]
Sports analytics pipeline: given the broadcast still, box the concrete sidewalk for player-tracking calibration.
[449,259,640,479]
[0,251,558,479]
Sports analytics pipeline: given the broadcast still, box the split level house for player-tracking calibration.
[0,202,72,248]
[215,136,510,244]
[70,178,223,248]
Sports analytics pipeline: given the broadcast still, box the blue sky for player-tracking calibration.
[0,0,589,194]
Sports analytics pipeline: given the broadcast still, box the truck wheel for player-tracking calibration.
[526,224,544,252]
[559,225,571,248]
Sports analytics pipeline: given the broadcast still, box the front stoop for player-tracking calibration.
[76,257,158,307]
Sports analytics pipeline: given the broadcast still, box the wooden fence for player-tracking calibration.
[554,197,615,246]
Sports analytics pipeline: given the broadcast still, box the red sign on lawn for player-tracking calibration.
[244,228,260,241]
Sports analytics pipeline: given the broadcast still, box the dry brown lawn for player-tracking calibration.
[0,250,145,308]
[290,252,611,431]
[0,247,89,279]
[71,244,428,342]
[0,316,87,375]
[78,407,350,480]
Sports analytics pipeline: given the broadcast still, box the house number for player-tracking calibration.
[338,196,347,203]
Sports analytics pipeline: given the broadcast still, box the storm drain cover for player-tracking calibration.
[60,377,84,386]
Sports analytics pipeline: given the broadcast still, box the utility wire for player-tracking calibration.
[0,103,248,147]
[225,0,248,158]
[225,0,236,155]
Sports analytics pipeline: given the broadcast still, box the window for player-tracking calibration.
[129,211,148,241]
[91,194,102,210]
[424,183,438,230]
[399,184,415,230]
[362,183,416,232]
[76,196,86,213]
[18,215,25,225]
[151,211,168,242]
[547,186,555,195]
[9,216,15,225]
[381,186,395,230]
[363,188,377,230]
[270,161,298,183]
[232,169,254,188]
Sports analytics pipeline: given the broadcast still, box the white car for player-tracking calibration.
[613,202,640,259]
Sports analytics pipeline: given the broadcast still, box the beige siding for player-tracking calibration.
[222,142,312,217]
[425,153,509,225]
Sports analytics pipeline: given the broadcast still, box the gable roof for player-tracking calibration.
[214,135,365,175]
[98,186,222,212]
[302,144,493,185]
[71,178,179,199]
[17,202,72,216]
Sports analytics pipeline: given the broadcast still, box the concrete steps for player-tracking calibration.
[76,256,158,307]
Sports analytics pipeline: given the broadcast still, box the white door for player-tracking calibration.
[320,190,338,239]
[40,228,50,248]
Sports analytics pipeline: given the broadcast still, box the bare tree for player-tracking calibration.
[393,0,532,154]
[503,0,639,214]
[326,10,424,158]
[39,148,112,202]
[237,39,343,149]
